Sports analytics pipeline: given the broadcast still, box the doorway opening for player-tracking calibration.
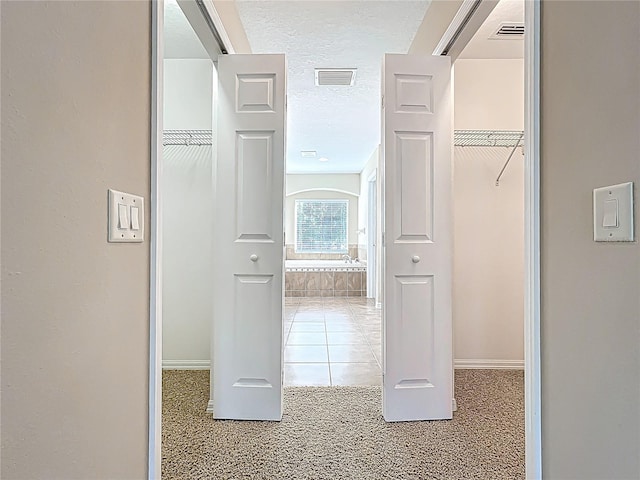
[284,183,382,386]
[153,0,544,474]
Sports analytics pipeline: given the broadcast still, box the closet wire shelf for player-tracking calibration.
[164,129,524,148]
[454,130,524,148]
[163,130,213,146]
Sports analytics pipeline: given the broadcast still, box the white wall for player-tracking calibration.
[287,173,360,196]
[541,2,640,477]
[454,59,524,130]
[453,59,524,366]
[162,59,215,367]
[1,1,150,477]
[164,59,213,130]
[358,146,382,303]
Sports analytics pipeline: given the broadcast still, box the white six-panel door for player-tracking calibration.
[213,54,286,421]
[382,54,453,422]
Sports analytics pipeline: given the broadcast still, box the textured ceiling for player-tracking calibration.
[164,0,210,59]
[458,0,524,59]
[236,1,431,174]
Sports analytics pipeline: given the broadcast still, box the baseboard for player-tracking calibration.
[206,400,214,414]
[454,359,524,370]
[163,359,522,370]
[162,360,211,370]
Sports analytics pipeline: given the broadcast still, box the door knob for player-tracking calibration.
[411,255,420,263]
[250,254,259,262]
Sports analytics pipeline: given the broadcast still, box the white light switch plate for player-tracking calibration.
[593,182,634,242]
[108,189,144,243]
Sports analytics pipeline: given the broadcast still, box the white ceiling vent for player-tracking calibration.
[315,68,357,86]
[490,23,525,39]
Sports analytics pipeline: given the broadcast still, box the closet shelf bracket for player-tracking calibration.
[495,132,524,186]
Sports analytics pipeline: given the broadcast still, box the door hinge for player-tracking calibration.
[382,232,385,247]
[381,95,384,109]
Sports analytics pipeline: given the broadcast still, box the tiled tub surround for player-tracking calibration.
[285,244,359,260]
[285,260,367,297]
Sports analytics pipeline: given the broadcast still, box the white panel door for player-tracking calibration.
[213,54,286,421]
[382,54,453,422]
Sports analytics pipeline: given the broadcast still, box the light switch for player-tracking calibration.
[130,206,140,231]
[108,189,144,243]
[118,204,129,230]
[593,182,634,242]
[602,199,618,228]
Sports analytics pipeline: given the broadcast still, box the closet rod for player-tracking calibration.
[495,132,524,186]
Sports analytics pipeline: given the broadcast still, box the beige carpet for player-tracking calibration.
[162,370,524,479]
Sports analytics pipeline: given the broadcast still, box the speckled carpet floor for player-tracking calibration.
[162,370,524,480]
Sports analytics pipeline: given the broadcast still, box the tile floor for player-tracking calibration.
[284,297,382,386]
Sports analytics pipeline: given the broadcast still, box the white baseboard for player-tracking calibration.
[454,359,524,370]
[206,400,214,413]
[162,360,211,370]
[163,359,523,370]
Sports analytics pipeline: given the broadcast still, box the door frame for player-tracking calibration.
[148,0,542,477]
[523,2,542,477]
[366,169,377,300]
[149,1,163,477]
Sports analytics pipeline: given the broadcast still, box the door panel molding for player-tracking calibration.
[213,54,286,421]
[382,54,453,422]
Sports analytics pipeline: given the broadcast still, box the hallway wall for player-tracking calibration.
[453,59,525,367]
[540,1,640,478]
[1,1,150,478]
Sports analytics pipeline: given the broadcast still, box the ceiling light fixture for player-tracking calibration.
[318,157,329,162]
[300,150,317,158]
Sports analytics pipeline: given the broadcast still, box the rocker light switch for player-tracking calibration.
[593,182,634,242]
[602,199,618,228]
[118,204,129,229]
[130,206,140,231]
[108,189,144,243]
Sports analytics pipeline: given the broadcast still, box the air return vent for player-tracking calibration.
[315,68,357,86]
[491,23,525,39]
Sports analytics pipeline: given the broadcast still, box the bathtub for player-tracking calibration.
[284,260,367,297]
[285,259,366,271]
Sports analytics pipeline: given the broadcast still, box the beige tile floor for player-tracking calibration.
[284,297,382,386]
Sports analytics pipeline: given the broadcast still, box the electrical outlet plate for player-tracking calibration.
[108,189,144,243]
[593,182,634,242]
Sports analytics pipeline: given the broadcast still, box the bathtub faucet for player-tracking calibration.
[342,254,352,264]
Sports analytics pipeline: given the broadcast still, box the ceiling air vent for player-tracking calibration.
[491,23,525,39]
[315,68,357,86]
